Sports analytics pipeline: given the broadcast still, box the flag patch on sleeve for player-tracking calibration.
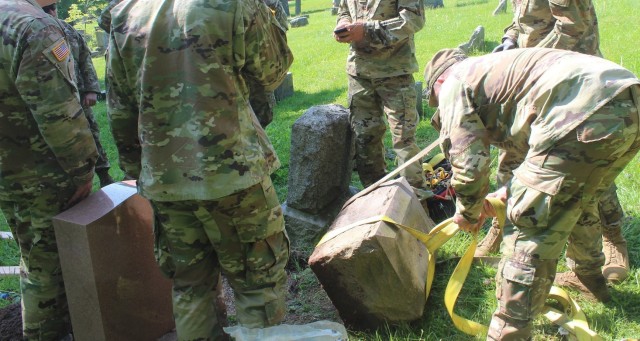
[51,39,70,61]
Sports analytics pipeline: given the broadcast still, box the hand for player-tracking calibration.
[486,186,507,202]
[334,22,365,43]
[453,212,485,234]
[492,38,517,53]
[65,180,93,209]
[82,92,98,107]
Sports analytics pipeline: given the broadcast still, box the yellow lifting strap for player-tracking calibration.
[316,198,602,340]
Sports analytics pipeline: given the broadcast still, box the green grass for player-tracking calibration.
[2,0,640,338]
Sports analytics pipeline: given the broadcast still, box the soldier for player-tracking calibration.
[333,0,427,191]
[249,0,290,128]
[0,0,99,339]
[97,0,121,33]
[40,1,115,187]
[424,47,640,340]
[482,0,630,287]
[106,0,293,339]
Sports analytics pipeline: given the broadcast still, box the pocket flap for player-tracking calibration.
[502,260,535,286]
[513,161,564,196]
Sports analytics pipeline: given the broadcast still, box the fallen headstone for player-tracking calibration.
[290,16,309,28]
[309,178,435,330]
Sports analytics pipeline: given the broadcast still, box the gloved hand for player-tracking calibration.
[492,37,517,53]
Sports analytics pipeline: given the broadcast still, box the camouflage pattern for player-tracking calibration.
[0,0,98,339]
[97,0,120,33]
[107,0,293,201]
[0,180,78,340]
[107,0,292,337]
[430,48,640,340]
[248,0,290,128]
[337,0,425,79]
[348,73,426,188]
[153,176,289,338]
[338,0,426,188]
[503,0,601,56]
[58,19,111,173]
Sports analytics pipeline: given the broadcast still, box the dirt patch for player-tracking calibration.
[0,302,22,341]
[222,249,341,326]
[0,251,341,340]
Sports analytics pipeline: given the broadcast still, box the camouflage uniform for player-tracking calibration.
[97,0,120,33]
[503,0,600,55]
[248,0,290,128]
[107,0,293,339]
[487,0,629,283]
[337,0,427,188]
[428,48,640,340]
[0,0,98,339]
[58,19,112,185]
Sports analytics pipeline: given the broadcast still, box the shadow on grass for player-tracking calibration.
[277,87,348,116]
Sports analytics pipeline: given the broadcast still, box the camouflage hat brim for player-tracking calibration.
[424,48,467,107]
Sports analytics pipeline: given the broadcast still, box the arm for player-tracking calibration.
[239,0,293,91]
[438,83,491,226]
[536,0,594,50]
[107,25,141,178]
[364,0,425,47]
[15,23,97,187]
[74,28,101,106]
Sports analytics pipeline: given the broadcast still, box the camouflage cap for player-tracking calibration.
[423,48,467,107]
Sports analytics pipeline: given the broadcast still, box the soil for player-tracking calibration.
[0,251,341,340]
[0,302,22,341]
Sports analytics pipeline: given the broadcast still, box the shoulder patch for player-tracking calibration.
[51,39,70,62]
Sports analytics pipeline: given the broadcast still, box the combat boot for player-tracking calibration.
[475,219,502,257]
[554,271,611,303]
[602,229,629,284]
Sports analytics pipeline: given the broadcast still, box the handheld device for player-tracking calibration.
[334,27,348,34]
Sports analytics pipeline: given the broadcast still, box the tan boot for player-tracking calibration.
[554,271,611,303]
[602,232,629,284]
[475,219,502,257]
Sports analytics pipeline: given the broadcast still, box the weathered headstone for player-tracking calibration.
[53,181,175,341]
[309,178,435,330]
[290,16,309,28]
[95,30,108,54]
[425,0,444,8]
[458,25,485,53]
[274,72,294,102]
[283,104,356,251]
[493,0,508,15]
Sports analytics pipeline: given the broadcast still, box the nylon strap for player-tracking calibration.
[316,197,601,339]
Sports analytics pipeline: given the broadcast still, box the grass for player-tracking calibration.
[2,0,640,339]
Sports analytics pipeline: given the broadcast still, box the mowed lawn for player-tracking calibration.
[2,0,640,339]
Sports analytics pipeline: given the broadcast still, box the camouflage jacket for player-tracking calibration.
[0,0,97,199]
[59,20,101,96]
[337,0,424,78]
[503,0,600,55]
[98,0,120,33]
[107,0,293,201]
[434,48,639,223]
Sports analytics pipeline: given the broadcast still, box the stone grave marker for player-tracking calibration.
[53,181,174,341]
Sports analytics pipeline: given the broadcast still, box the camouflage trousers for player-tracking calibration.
[151,176,289,340]
[0,180,77,340]
[488,88,640,340]
[348,74,427,188]
[83,105,110,172]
